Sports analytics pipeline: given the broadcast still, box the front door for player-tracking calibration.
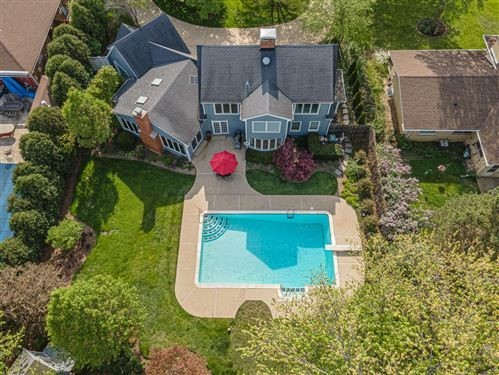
[212,121,229,135]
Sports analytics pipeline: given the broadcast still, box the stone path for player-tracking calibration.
[175,138,362,318]
[137,2,322,56]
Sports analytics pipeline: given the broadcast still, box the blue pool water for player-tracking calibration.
[0,164,14,242]
[198,213,335,288]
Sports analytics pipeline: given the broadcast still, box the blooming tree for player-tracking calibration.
[273,138,316,182]
[377,145,431,239]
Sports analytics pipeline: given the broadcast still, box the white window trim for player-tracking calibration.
[211,120,229,135]
[213,103,239,115]
[308,121,320,132]
[294,103,320,115]
[252,121,281,133]
[191,130,203,151]
[249,138,283,151]
[160,135,186,156]
[418,130,437,136]
[289,121,301,132]
[119,117,139,134]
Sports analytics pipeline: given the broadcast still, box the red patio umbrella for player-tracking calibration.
[210,151,238,176]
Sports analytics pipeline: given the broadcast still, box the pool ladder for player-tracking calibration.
[279,286,306,300]
[287,209,295,219]
[202,215,229,242]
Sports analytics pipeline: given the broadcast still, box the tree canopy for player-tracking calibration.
[0,312,22,373]
[239,235,498,374]
[51,71,82,106]
[47,34,90,65]
[9,210,51,248]
[303,0,376,47]
[0,237,37,266]
[46,275,145,369]
[53,23,89,43]
[47,219,84,252]
[19,132,63,170]
[70,0,108,54]
[86,66,122,104]
[62,89,112,149]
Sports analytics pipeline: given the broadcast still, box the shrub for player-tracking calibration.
[45,54,71,82]
[10,210,50,248]
[52,23,89,43]
[26,106,68,139]
[51,71,82,106]
[356,177,372,199]
[361,214,378,235]
[359,198,375,216]
[114,131,137,152]
[47,34,90,65]
[340,179,359,209]
[19,132,62,169]
[13,174,60,222]
[273,138,316,182]
[0,237,37,266]
[0,263,66,348]
[246,148,273,164]
[58,58,90,86]
[344,160,367,181]
[13,162,65,193]
[86,66,122,104]
[307,133,344,160]
[354,149,367,165]
[70,0,107,54]
[229,301,272,373]
[145,346,210,375]
[47,219,84,252]
[46,275,145,369]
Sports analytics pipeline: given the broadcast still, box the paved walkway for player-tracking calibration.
[175,138,362,318]
[137,3,322,57]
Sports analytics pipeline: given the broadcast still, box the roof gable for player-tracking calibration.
[112,13,190,78]
[241,81,293,120]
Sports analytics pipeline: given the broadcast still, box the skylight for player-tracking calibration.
[151,78,162,86]
[136,96,148,104]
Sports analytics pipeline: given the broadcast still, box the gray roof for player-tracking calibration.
[241,81,293,120]
[115,24,135,42]
[113,60,201,144]
[197,44,338,103]
[112,13,191,78]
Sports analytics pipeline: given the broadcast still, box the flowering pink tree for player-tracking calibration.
[273,138,316,182]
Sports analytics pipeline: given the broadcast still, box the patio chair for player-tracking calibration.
[233,130,242,149]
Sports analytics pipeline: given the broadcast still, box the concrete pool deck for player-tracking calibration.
[175,137,362,317]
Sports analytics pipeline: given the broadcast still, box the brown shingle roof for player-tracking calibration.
[389,50,499,165]
[0,0,61,74]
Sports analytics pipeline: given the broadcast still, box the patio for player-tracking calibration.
[0,125,27,164]
[176,137,362,318]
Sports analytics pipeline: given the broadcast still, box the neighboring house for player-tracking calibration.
[0,0,68,90]
[9,347,74,375]
[388,35,499,178]
[110,14,345,160]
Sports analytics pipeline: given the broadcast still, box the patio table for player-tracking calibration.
[0,124,15,138]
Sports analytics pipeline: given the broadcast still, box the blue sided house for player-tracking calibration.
[109,14,346,160]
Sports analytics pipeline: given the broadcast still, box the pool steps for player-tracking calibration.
[202,215,229,241]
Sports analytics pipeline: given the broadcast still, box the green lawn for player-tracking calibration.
[154,0,307,27]
[374,0,499,49]
[246,169,338,195]
[71,158,234,373]
[401,145,478,208]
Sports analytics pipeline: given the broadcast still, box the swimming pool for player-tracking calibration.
[196,212,337,288]
[0,164,14,242]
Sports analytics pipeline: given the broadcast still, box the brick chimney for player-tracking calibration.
[260,28,276,49]
[132,107,164,154]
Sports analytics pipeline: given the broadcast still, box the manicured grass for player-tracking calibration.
[374,0,499,49]
[246,169,338,195]
[71,158,234,373]
[402,146,478,208]
[154,0,307,27]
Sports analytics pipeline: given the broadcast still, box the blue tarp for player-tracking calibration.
[2,77,35,99]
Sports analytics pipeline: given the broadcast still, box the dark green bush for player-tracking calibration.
[361,214,379,235]
[356,177,373,199]
[51,72,82,106]
[19,132,62,168]
[53,23,89,43]
[344,161,367,181]
[359,198,375,216]
[26,106,68,139]
[13,162,64,193]
[307,133,344,160]
[0,237,37,266]
[10,210,51,248]
[45,54,72,82]
[114,131,137,152]
[47,34,90,65]
[246,148,274,164]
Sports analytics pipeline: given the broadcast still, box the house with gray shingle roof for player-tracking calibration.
[110,14,345,160]
[388,35,499,178]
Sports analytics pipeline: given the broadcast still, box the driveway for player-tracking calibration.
[137,3,322,57]
[175,137,362,318]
